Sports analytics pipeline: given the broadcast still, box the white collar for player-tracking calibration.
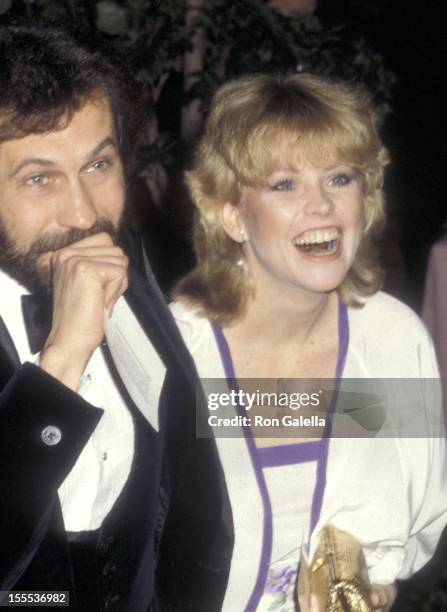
[0,268,33,362]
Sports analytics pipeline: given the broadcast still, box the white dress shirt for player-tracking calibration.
[0,269,134,531]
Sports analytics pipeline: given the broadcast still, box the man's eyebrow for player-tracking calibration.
[9,136,118,179]
[88,136,118,159]
[9,158,55,179]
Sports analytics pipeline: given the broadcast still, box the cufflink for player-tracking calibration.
[41,425,62,446]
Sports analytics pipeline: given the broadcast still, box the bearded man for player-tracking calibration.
[0,23,231,612]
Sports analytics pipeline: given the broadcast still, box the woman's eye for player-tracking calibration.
[25,174,48,187]
[270,178,295,191]
[329,172,354,187]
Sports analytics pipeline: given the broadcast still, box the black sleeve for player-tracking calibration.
[0,362,103,590]
[393,526,447,611]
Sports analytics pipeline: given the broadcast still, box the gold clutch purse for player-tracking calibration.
[298,525,373,611]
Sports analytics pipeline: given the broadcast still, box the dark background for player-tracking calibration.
[154,0,447,310]
[317,1,446,311]
[1,0,445,311]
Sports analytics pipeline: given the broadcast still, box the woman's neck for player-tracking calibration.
[227,285,337,348]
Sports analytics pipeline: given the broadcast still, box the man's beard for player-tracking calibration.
[0,217,123,296]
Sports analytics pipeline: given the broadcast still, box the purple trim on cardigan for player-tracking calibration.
[212,323,273,612]
[211,299,350,611]
[308,300,349,544]
[257,440,321,467]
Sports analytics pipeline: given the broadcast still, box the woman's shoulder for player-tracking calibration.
[348,291,430,341]
[169,299,210,335]
[346,291,438,377]
[169,298,205,323]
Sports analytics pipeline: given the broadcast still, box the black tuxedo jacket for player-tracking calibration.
[0,229,233,611]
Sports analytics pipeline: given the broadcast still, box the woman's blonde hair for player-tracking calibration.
[175,73,389,326]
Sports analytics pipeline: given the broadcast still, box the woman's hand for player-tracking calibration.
[371,583,396,611]
[299,585,396,611]
[298,593,320,612]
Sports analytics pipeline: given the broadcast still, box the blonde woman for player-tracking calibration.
[171,74,447,611]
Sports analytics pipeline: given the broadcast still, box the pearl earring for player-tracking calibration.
[240,229,247,241]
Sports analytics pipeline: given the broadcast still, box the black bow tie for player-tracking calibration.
[21,294,53,354]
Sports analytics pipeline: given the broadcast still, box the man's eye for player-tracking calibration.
[25,175,48,187]
[88,159,111,172]
[329,172,354,187]
[270,178,295,191]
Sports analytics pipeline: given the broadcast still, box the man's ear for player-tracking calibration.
[218,202,247,243]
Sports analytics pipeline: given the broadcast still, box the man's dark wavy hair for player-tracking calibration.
[0,21,144,177]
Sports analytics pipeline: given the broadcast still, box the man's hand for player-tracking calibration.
[40,232,128,390]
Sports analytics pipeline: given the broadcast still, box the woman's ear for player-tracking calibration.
[218,202,247,243]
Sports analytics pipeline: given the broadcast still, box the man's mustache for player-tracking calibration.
[27,218,118,258]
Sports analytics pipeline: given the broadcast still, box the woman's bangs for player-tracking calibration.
[234,123,371,187]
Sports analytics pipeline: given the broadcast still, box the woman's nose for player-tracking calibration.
[302,184,333,216]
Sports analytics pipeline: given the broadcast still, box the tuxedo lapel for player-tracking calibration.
[120,227,196,379]
[0,316,20,388]
[125,265,199,388]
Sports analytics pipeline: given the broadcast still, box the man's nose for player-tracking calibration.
[302,184,333,216]
[57,181,97,229]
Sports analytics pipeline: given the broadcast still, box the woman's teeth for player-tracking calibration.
[293,228,339,246]
[292,229,340,256]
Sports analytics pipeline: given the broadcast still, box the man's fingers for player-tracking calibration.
[52,246,127,268]
[59,231,115,249]
[50,231,121,265]
[51,258,128,321]
[51,252,128,293]
[104,273,129,316]
[57,255,128,274]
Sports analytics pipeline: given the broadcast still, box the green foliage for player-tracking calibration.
[195,1,394,114]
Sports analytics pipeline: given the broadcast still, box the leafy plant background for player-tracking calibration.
[0,0,395,290]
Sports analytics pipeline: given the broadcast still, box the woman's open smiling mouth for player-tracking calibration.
[292,227,341,259]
